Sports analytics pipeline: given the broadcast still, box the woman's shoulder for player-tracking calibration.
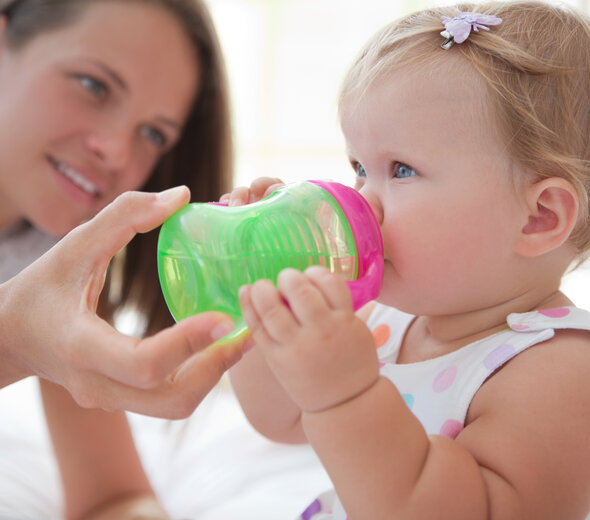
[0,222,58,282]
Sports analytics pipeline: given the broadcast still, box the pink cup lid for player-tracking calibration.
[309,180,383,309]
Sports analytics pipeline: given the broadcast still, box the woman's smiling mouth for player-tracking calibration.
[48,156,101,197]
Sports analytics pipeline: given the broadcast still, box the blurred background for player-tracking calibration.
[2,3,590,518]
[203,0,590,310]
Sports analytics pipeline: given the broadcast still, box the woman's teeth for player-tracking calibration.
[51,158,99,196]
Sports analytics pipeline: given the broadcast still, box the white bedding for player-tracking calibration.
[0,377,331,520]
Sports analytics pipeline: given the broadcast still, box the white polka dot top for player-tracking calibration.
[369,303,588,439]
[299,303,590,520]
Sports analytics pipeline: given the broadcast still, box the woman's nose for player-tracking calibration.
[359,185,383,225]
[85,122,133,170]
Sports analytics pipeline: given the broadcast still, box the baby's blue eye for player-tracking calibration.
[394,163,418,179]
[356,163,367,178]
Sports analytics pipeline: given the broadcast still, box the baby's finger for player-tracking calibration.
[262,182,285,199]
[304,265,352,310]
[239,285,274,346]
[249,177,284,201]
[227,186,251,207]
[276,269,330,325]
[246,279,299,343]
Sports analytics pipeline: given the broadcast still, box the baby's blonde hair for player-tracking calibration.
[340,1,590,256]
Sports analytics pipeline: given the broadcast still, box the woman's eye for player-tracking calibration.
[140,126,167,147]
[356,163,367,178]
[78,75,108,98]
[393,162,418,179]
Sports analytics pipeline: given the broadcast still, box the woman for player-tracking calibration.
[0,0,241,415]
[0,0,244,517]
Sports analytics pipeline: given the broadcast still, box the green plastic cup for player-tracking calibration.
[157,180,383,342]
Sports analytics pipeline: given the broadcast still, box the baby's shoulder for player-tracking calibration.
[462,327,590,516]
[471,324,590,419]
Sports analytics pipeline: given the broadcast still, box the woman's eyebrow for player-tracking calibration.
[90,59,128,92]
[154,116,181,131]
[89,59,182,130]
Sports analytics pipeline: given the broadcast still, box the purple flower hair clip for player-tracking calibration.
[440,10,502,50]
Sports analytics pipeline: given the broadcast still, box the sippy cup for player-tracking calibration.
[157,180,383,341]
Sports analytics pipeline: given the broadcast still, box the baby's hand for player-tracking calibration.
[219,176,284,206]
[239,266,380,413]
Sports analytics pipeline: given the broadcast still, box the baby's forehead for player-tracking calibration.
[338,54,505,165]
[340,53,489,122]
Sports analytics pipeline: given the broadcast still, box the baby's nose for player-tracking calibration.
[358,187,383,225]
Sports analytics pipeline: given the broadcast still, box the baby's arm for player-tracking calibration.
[230,340,306,444]
[222,176,308,443]
[230,290,375,445]
[232,265,380,446]
[302,329,590,519]
[40,380,168,520]
[244,266,590,518]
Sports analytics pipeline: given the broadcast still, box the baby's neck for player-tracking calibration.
[399,290,571,364]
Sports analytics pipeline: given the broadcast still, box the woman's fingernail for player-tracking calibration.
[157,185,188,203]
[210,319,235,341]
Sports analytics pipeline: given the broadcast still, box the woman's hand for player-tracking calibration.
[239,266,380,413]
[0,187,246,418]
[219,176,284,206]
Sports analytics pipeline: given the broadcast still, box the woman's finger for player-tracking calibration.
[65,187,190,269]
[63,332,247,418]
[72,311,237,390]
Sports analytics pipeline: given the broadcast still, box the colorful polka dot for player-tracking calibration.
[483,343,516,371]
[539,307,570,318]
[433,365,457,392]
[401,393,414,410]
[372,323,391,348]
[301,499,322,520]
[511,324,529,331]
[440,419,463,439]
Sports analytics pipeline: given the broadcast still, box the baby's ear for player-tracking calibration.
[515,177,579,257]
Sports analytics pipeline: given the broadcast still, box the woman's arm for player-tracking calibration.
[40,379,168,520]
